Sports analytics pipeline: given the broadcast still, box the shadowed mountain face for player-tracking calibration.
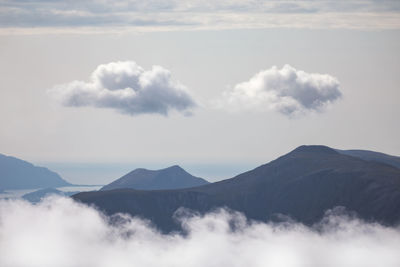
[336,149,400,169]
[100,165,209,191]
[0,154,71,190]
[74,145,400,233]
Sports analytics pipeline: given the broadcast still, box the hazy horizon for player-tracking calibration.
[35,161,261,184]
[35,144,400,184]
[1,28,400,178]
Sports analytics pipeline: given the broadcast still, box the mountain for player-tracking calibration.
[336,149,400,169]
[74,145,400,233]
[0,153,71,190]
[22,188,79,203]
[100,165,209,191]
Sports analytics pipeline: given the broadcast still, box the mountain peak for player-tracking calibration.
[131,165,183,174]
[292,145,339,155]
[101,165,209,191]
[162,165,186,174]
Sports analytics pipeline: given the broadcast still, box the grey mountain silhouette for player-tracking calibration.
[101,165,209,191]
[22,188,79,203]
[74,145,400,232]
[0,153,71,190]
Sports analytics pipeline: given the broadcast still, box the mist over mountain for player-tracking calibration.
[22,188,79,203]
[0,154,71,190]
[2,196,400,267]
[101,165,209,191]
[74,145,400,233]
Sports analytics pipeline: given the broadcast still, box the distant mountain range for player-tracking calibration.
[0,153,71,190]
[74,145,400,233]
[22,188,79,203]
[101,165,209,191]
[0,153,209,193]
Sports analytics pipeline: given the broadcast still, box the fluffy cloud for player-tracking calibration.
[1,196,400,267]
[49,61,196,116]
[222,65,342,116]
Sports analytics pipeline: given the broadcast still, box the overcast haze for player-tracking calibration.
[0,0,399,183]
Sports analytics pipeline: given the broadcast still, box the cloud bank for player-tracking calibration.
[1,0,400,33]
[49,61,196,116]
[222,65,341,116]
[1,196,400,267]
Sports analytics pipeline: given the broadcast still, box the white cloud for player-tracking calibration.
[222,65,342,116]
[49,61,196,116]
[0,196,400,267]
[1,0,400,33]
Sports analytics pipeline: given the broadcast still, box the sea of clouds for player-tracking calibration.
[1,196,399,267]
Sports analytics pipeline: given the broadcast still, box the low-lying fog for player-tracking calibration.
[0,196,399,267]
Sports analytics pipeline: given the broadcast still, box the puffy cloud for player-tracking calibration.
[222,65,342,116]
[49,61,196,116]
[0,196,400,267]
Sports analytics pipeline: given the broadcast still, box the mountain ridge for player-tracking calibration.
[0,153,71,190]
[336,149,400,169]
[74,145,400,232]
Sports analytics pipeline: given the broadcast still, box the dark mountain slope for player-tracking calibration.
[101,165,209,191]
[74,145,400,232]
[0,153,71,190]
[336,149,400,169]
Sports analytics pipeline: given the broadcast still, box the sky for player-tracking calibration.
[0,0,400,184]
